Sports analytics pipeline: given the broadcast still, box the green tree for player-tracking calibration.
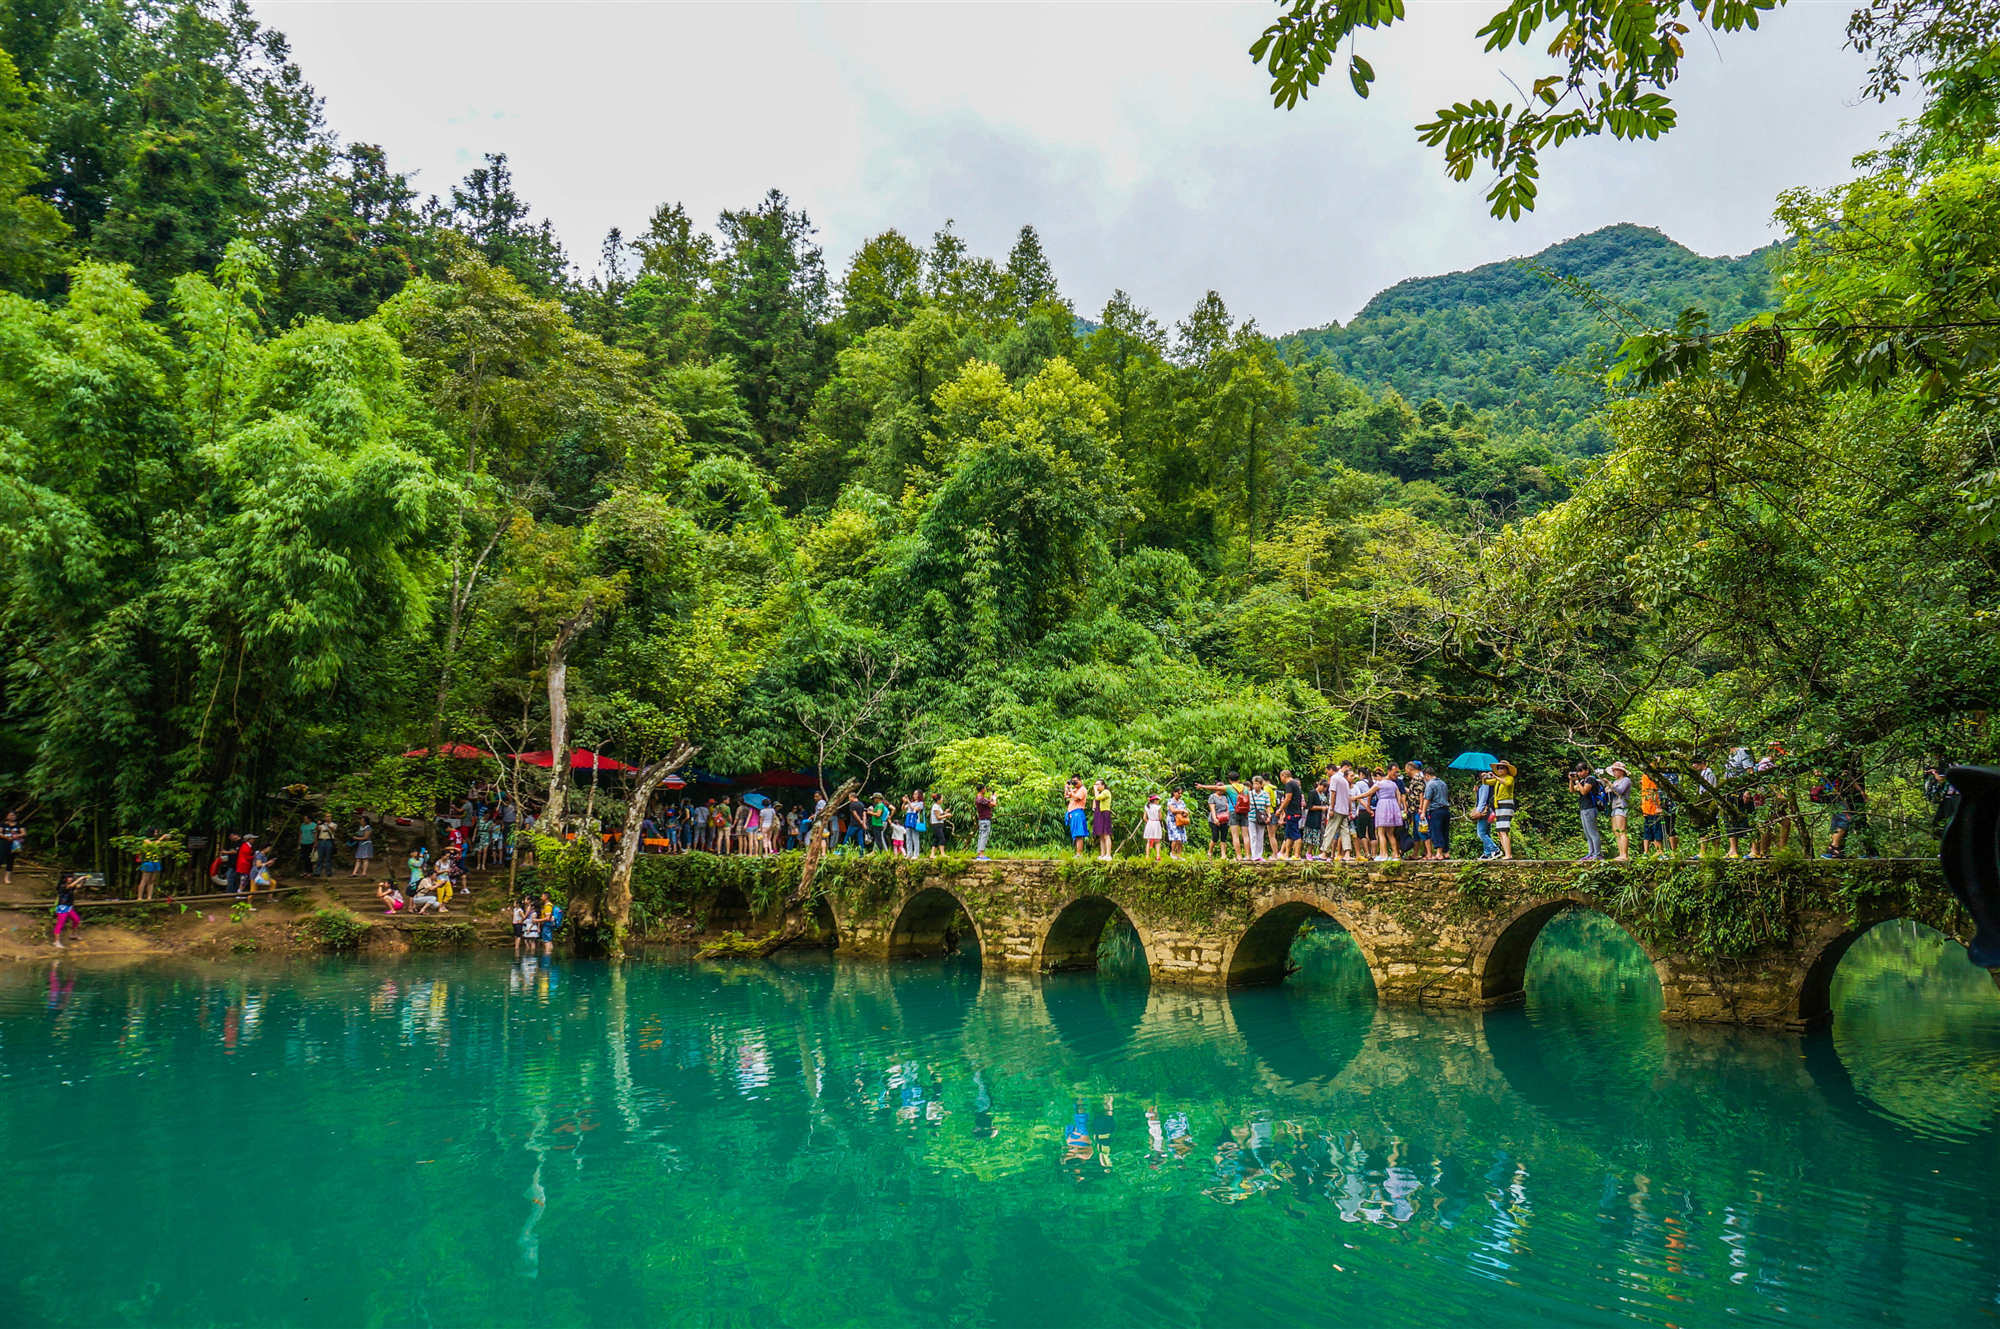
[449,152,569,297]
[710,188,831,463]
[0,45,67,292]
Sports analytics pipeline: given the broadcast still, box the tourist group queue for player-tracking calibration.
[631,744,1958,865]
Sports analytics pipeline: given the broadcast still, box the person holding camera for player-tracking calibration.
[1570,764,1604,863]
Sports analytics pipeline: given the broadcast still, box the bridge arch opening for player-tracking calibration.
[1038,896,1148,977]
[799,896,839,948]
[1814,919,2000,1140]
[1227,901,1377,996]
[888,886,981,961]
[1477,900,1663,1011]
[706,885,754,934]
[1800,917,1995,1027]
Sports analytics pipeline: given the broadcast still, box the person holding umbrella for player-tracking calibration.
[1449,754,1498,860]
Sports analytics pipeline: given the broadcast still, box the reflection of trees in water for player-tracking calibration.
[1285,920,1376,999]
[1491,912,1664,1129]
[12,950,2000,1328]
[1829,920,2000,1142]
[1522,909,1661,1014]
[1092,910,1149,980]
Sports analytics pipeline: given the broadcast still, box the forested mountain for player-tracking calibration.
[1277,225,1781,452]
[1,0,1993,898]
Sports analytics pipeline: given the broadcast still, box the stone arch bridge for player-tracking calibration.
[669,857,1965,1031]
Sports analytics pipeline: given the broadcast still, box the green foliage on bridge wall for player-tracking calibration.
[1051,858,1262,928]
[629,851,804,930]
[1573,857,1962,963]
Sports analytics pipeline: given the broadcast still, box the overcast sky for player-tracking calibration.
[250,0,1908,332]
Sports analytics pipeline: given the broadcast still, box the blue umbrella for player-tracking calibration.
[741,792,771,809]
[1448,752,1499,771]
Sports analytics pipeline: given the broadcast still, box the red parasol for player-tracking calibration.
[402,743,494,760]
[515,749,638,772]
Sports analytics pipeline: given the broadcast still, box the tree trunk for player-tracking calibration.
[603,742,698,955]
[541,602,595,832]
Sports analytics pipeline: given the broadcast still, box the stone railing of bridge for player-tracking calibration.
[632,855,1968,1031]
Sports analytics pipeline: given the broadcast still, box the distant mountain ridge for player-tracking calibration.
[1276,224,1781,452]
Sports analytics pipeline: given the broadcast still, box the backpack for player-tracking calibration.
[1232,786,1249,813]
[549,904,564,930]
[1593,784,1614,813]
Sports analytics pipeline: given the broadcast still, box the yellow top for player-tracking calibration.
[1093,789,1111,811]
[1490,774,1515,803]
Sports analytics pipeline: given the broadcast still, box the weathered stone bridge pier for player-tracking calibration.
[643,855,1969,1031]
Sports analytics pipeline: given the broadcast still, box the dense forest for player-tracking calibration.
[1277,224,1781,452]
[0,0,1995,889]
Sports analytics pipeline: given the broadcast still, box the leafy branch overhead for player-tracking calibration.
[1250,0,1987,219]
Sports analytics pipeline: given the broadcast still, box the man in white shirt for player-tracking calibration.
[1322,762,1356,862]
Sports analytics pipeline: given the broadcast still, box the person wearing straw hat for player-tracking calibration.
[1486,760,1517,859]
[1607,762,1633,861]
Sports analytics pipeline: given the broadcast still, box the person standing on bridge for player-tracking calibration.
[1166,789,1190,860]
[1066,777,1090,858]
[1421,764,1451,860]
[1276,769,1305,860]
[1143,794,1165,861]
[1196,773,1250,860]
[1371,770,1405,861]
[1246,776,1273,861]
[1488,760,1517,859]
[1570,765,1604,862]
[1091,779,1114,860]
[974,785,997,860]
[1324,762,1355,863]
[1205,784,1231,859]
[1606,763,1633,861]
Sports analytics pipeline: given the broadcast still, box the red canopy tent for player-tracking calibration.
[402,743,493,760]
[515,749,638,773]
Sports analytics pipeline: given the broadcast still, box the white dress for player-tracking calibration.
[1144,806,1163,838]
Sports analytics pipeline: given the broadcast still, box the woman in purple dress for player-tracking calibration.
[1372,769,1405,861]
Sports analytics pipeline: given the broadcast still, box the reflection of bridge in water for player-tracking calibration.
[659,949,1998,1163]
[680,857,1968,1029]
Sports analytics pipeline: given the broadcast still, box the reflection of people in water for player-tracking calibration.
[520,1159,546,1279]
[45,962,72,1011]
[971,1067,995,1139]
[1164,1110,1192,1160]
[1091,1095,1114,1168]
[924,1069,945,1128]
[1383,1141,1420,1224]
[1062,1101,1092,1161]
[1061,1096,1115,1182]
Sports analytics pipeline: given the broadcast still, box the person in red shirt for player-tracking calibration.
[231,835,257,896]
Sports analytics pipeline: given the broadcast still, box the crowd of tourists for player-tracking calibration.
[12,742,1964,952]
[630,745,1961,865]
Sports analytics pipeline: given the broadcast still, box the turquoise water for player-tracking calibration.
[4,915,1999,1327]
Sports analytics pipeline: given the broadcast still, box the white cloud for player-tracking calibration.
[253,0,1908,330]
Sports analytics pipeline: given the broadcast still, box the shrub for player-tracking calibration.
[407,921,478,950]
[297,907,367,951]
